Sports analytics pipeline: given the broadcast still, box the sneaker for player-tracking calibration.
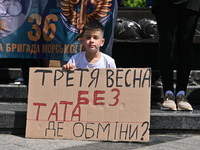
[176,94,193,111]
[160,93,177,110]
[14,78,24,85]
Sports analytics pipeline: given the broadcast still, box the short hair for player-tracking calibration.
[82,21,104,36]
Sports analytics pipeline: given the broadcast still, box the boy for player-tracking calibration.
[62,21,116,70]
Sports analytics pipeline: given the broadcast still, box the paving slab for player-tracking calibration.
[0,134,200,150]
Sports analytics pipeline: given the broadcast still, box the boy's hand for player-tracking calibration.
[62,63,76,71]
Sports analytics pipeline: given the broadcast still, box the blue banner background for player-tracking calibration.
[0,0,116,61]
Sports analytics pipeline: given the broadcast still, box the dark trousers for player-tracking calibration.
[154,4,199,95]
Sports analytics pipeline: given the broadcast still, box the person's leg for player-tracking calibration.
[176,8,199,94]
[175,7,198,111]
[154,4,178,94]
[154,4,179,110]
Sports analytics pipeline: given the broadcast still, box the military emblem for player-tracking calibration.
[60,0,112,37]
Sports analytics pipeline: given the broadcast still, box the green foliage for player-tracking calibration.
[124,0,146,7]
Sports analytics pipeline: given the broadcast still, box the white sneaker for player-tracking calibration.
[14,78,24,85]
[176,94,193,111]
[160,93,177,111]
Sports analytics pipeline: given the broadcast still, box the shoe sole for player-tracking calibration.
[160,106,177,111]
[178,108,193,111]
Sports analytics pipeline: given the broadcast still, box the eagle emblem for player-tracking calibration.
[60,0,112,37]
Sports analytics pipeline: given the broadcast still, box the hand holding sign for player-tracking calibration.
[62,63,77,71]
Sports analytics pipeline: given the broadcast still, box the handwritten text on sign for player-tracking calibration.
[26,68,151,142]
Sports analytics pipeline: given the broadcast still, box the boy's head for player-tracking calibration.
[81,21,105,53]
[82,21,104,37]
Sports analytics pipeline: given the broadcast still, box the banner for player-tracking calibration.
[0,0,117,61]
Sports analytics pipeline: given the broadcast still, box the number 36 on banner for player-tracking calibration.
[28,14,58,42]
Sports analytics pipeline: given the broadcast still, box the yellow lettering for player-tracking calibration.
[60,44,63,53]
[56,44,59,53]
[80,44,84,52]
[6,44,11,52]
[23,44,26,52]
[0,19,6,32]
[37,44,40,53]
[42,44,48,53]
[28,14,42,41]
[74,43,78,53]
[31,44,37,54]
[52,44,55,53]
[0,43,3,52]
[26,44,31,53]
[64,44,69,53]
[17,44,23,52]
[70,45,75,53]
[48,44,51,53]
[31,44,35,54]
[12,44,17,52]
[43,14,58,41]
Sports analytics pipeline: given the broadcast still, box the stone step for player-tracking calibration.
[0,68,22,84]
[1,68,200,84]
[0,84,27,103]
[0,103,27,134]
[0,83,200,105]
[150,106,200,134]
[1,102,200,134]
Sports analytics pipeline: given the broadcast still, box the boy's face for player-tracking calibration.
[81,30,105,53]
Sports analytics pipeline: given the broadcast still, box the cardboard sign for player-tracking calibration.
[26,68,151,142]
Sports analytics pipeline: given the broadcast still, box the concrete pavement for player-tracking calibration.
[0,134,200,150]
